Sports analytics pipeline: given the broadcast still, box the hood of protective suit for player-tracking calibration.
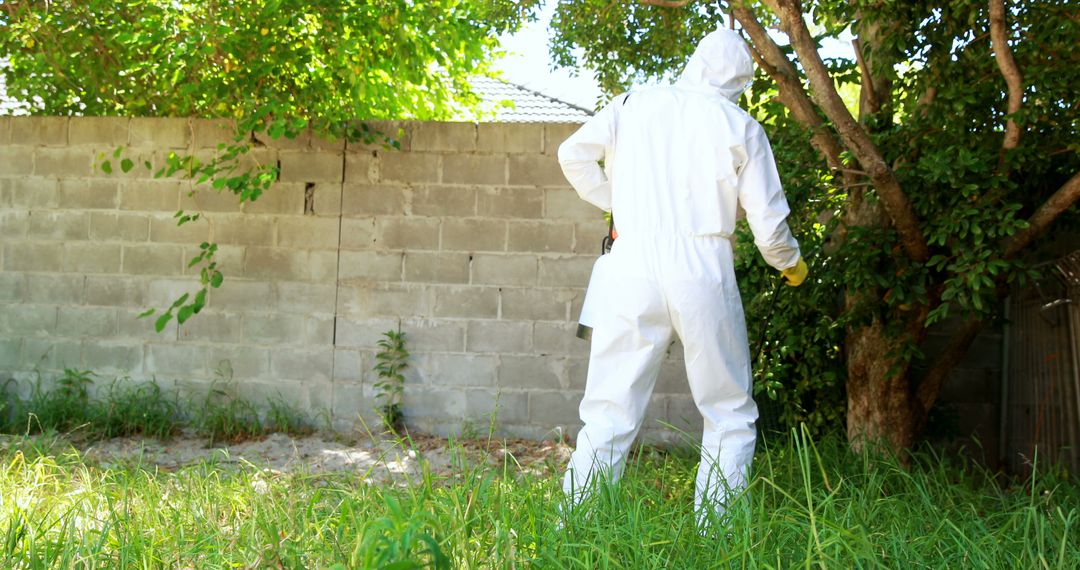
[676,28,754,102]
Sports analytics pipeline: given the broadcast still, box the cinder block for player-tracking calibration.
[533,322,589,357]
[208,280,274,312]
[0,273,26,302]
[341,184,407,216]
[275,282,337,315]
[242,313,307,346]
[544,124,581,155]
[339,218,376,249]
[334,317,402,349]
[207,346,270,379]
[62,242,122,273]
[149,215,208,243]
[181,187,243,213]
[68,117,130,146]
[665,396,703,434]
[81,341,142,374]
[466,320,532,353]
[528,391,582,425]
[26,274,85,304]
[308,250,337,284]
[337,283,432,319]
[5,177,59,209]
[538,255,595,287]
[0,211,28,240]
[86,276,147,308]
[573,220,610,252]
[0,305,57,336]
[411,185,476,217]
[210,215,272,245]
[242,247,306,281]
[509,154,567,186]
[0,339,21,367]
[146,343,208,376]
[306,314,335,345]
[373,217,440,250]
[22,338,82,370]
[566,357,589,390]
[477,187,543,219]
[657,360,691,395]
[419,353,498,387]
[403,252,469,283]
[119,180,181,212]
[129,118,189,148]
[343,152,376,184]
[442,154,505,185]
[242,182,305,215]
[89,212,149,242]
[498,355,562,390]
[10,116,68,145]
[545,188,601,220]
[403,387,466,421]
[4,243,62,272]
[399,318,466,352]
[277,216,339,249]
[28,211,90,241]
[122,244,184,275]
[471,253,537,286]
[378,151,439,184]
[411,122,476,152]
[270,347,333,380]
[191,119,238,149]
[279,151,344,183]
[310,183,342,217]
[339,250,403,281]
[116,308,177,339]
[0,116,8,144]
[501,287,573,322]
[0,146,35,176]
[59,180,119,209]
[177,312,242,343]
[332,349,365,382]
[432,285,498,319]
[33,145,96,174]
[145,278,195,307]
[464,389,529,424]
[441,218,506,252]
[507,221,574,252]
[477,123,544,154]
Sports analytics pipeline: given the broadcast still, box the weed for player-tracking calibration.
[374,328,409,434]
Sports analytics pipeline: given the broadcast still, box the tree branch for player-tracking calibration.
[639,0,689,7]
[989,0,1024,155]
[1004,170,1080,258]
[728,1,853,185]
[763,0,929,262]
[851,38,879,117]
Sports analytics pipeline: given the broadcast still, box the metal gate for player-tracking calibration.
[1002,250,1080,477]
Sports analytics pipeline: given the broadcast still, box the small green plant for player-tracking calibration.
[374,329,409,434]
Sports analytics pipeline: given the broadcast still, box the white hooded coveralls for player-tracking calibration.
[558,29,801,517]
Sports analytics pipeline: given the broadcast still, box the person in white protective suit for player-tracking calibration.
[557,27,809,522]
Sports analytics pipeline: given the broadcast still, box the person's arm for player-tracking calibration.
[557,99,621,211]
[736,121,802,272]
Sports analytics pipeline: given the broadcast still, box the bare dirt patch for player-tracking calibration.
[79,431,573,483]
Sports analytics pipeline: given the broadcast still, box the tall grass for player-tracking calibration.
[0,430,1075,568]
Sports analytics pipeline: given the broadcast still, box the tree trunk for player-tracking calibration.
[845,318,918,455]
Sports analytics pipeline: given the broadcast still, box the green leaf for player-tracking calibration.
[120,158,134,173]
[137,308,156,318]
[155,312,173,333]
[101,160,112,174]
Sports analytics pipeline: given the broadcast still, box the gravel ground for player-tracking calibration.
[77,431,574,483]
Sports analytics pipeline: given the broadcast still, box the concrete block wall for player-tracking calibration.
[0,117,697,441]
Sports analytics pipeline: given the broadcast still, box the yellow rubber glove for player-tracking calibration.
[781,257,809,287]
